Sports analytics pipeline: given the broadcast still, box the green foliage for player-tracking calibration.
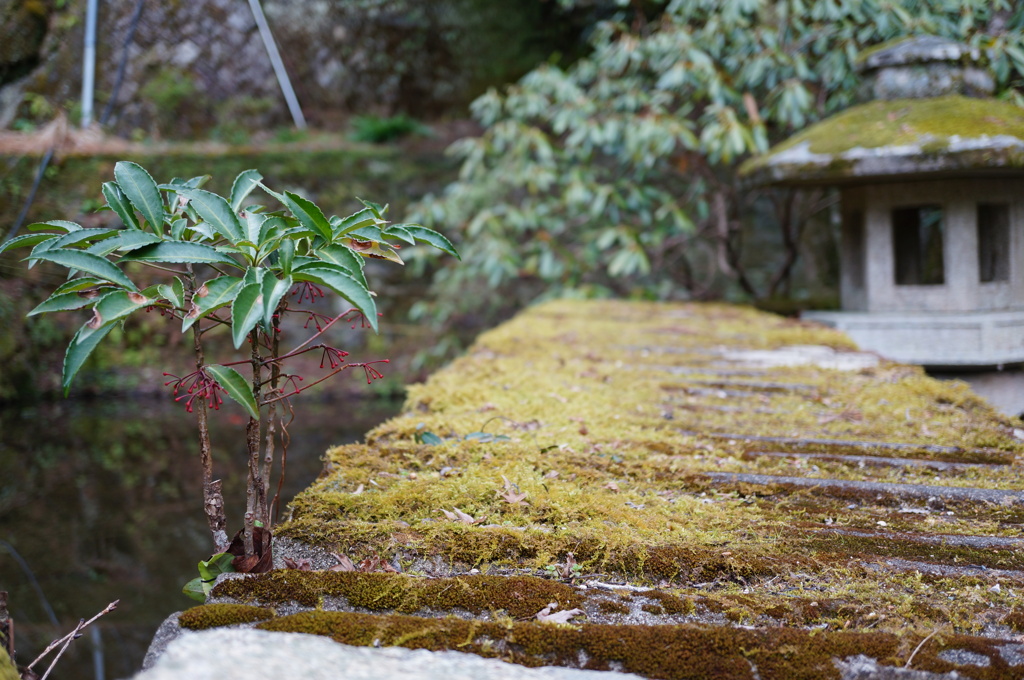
[4,160,458,560]
[350,115,431,144]
[183,552,236,602]
[409,0,1024,335]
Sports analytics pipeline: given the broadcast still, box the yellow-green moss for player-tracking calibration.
[254,609,1016,680]
[739,95,1024,177]
[178,603,275,630]
[213,571,581,620]
[259,299,1024,648]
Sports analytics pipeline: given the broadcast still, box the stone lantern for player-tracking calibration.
[740,36,1024,367]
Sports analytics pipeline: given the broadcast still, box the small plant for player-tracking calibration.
[2,162,458,591]
[350,114,431,144]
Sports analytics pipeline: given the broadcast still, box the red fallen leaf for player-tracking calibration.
[283,557,313,571]
[329,553,356,572]
[226,526,273,573]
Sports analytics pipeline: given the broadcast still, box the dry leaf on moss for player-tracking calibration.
[496,475,529,505]
[535,602,584,623]
[439,507,486,524]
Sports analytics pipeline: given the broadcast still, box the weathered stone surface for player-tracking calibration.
[133,628,643,680]
[144,301,1024,678]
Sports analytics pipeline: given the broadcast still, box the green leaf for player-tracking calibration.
[121,241,240,267]
[293,265,377,331]
[114,161,165,232]
[384,224,417,244]
[405,225,460,259]
[0,232,58,254]
[280,190,333,243]
[29,249,138,291]
[28,291,96,316]
[417,431,444,446]
[230,281,264,348]
[157,277,185,308]
[51,277,109,295]
[261,274,292,329]
[63,321,116,395]
[27,220,82,233]
[29,229,121,260]
[176,188,245,244]
[312,245,367,287]
[106,230,164,252]
[297,257,367,290]
[78,290,151,343]
[276,237,296,275]
[170,218,189,240]
[101,181,141,230]
[331,208,377,237]
[205,365,259,420]
[230,169,264,212]
[182,275,243,331]
[182,577,206,603]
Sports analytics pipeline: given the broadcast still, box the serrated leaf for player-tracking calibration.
[205,365,259,420]
[28,291,96,316]
[78,290,150,343]
[30,249,138,291]
[63,321,116,395]
[230,169,264,212]
[29,229,120,261]
[331,208,377,237]
[51,277,108,295]
[276,238,296,274]
[345,225,384,241]
[293,265,377,331]
[170,218,189,240]
[157,277,185,308]
[404,225,460,259]
[107,230,164,252]
[358,198,387,216]
[114,161,165,232]
[27,220,82,233]
[338,237,404,265]
[384,224,417,244]
[230,282,264,348]
[261,274,292,329]
[121,241,240,267]
[281,191,333,243]
[176,188,245,244]
[0,232,58,254]
[296,258,367,290]
[182,275,243,331]
[312,245,367,287]
[102,181,141,230]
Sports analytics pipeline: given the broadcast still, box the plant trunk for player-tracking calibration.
[243,329,267,559]
[187,269,228,552]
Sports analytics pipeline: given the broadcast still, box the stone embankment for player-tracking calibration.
[137,300,1024,680]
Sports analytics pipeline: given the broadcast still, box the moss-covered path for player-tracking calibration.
[193,301,1024,679]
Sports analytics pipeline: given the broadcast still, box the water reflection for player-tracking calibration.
[0,394,400,679]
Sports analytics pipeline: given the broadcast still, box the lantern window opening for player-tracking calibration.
[892,204,944,286]
[977,202,1010,284]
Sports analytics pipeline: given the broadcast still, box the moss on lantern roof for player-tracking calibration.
[740,95,1024,186]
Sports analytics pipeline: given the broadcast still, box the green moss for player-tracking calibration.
[178,603,275,630]
[252,609,1023,680]
[213,571,581,620]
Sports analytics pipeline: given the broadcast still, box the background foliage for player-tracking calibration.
[408,0,1024,346]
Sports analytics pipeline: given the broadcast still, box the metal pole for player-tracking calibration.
[247,0,306,129]
[81,0,99,127]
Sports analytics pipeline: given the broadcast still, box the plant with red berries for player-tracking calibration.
[2,162,458,595]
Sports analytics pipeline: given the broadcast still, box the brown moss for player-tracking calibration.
[178,604,275,630]
[597,600,630,615]
[640,604,664,615]
[255,609,949,680]
[213,571,581,619]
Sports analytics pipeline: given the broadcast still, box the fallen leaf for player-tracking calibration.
[283,557,313,571]
[440,507,486,525]
[328,553,356,572]
[496,475,529,505]
[352,484,364,495]
[604,482,620,493]
[536,606,584,624]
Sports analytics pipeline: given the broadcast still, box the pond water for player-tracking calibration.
[0,393,401,679]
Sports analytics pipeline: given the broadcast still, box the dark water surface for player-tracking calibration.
[0,394,400,679]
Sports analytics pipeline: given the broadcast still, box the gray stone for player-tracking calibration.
[937,648,991,667]
[835,654,964,679]
[130,628,645,680]
[997,643,1024,667]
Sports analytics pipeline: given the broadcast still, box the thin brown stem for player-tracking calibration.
[26,600,118,674]
[243,329,266,558]
[187,267,228,552]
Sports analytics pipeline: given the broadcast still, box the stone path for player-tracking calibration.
[145,301,1024,680]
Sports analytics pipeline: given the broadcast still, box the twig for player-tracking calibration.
[26,600,118,674]
[39,618,84,680]
[585,580,653,593]
[905,627,943,669]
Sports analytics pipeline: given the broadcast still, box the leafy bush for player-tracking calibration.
[350,114,431,143]
[408,0,1024,340]
[2,162,458,580]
